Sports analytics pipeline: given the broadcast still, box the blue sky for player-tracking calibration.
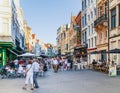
[21,0,81,45]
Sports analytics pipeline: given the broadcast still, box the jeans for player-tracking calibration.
[33,72,39,87]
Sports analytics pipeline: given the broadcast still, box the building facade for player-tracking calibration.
[24,22,32,52]
[81,0,87,45]
[94,0,108,62]
[86,0,97,64]
[57,25,68,56]
[109,0,120,64]
[0,0,25,66]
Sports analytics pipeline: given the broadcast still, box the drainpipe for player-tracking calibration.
[108,0,110,60]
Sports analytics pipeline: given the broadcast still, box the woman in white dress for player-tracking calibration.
[23,60,34,90]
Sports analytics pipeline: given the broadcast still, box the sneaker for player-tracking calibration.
[34,86,39,88]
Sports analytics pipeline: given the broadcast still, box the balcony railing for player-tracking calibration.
[94,14,108,27]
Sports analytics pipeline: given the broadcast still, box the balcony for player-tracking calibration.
[94,14,108,28]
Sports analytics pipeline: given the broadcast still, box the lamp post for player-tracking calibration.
[107,0,110,59]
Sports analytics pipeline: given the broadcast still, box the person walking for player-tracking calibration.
[53,58,58,72]
[14,59,19,69]
[77,58,81,70]
[32,59,40,88]
[23,60,34,90]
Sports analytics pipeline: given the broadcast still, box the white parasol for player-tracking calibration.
[17,52,36,57]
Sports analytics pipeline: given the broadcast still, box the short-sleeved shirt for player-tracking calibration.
[32,62,40,72]
[26,64,33,75]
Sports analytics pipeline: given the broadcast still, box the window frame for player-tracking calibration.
[111,7,116,29]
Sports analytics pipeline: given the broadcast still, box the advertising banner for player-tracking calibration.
[109,65,117,77]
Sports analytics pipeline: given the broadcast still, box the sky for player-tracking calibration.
[20,0,81,45]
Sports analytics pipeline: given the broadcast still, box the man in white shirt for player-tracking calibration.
[32,59,40,88]
[14,59,19,69]
[53,58,58,72]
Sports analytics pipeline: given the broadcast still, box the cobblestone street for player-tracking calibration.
[0,70,120,93]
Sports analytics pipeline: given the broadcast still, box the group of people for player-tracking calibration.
[23,59,40,90]
[51,57,86,73]
[92,59,116,66]
[1,58,47,90]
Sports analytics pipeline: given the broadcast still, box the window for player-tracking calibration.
[119,5,120,25]
[85,14,87,26]
[66,44,68,50]
[91,23,93,34]
[100,6,102,16]
[104,2,107,15]
[82,33,84,43]
[91,11,93,18]
[85,0,87,9]
[64,32,66,38]
[91,38,93,47]
[94,8,97,16]
[88,14,90,21]
[85,31,87,43]
[82,16,84,27]
[111,8,116,29]
[105,30,107,37]
[95,36,96,46]
[88,0,90,6]
[88,39,90,48]
[82,1,84,10]
[91,0,93,3]
[88,26,90,35]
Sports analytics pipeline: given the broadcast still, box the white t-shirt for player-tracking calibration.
[32,62,40,72]
[53,60,58,65]
[18,65,23,73]
[14,59,18,65]
[26,64,33,75]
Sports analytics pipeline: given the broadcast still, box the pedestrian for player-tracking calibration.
[67,58,71,71]
[14,58,19,69]
[77,58,81,70]
[32,59,40,88]
[53,58,58,72]
[23,60,34,90]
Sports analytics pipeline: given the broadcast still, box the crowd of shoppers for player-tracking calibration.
[0,56,87,90]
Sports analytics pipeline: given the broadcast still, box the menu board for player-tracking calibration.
[109,65,117,77]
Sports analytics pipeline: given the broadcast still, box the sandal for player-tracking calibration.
[31,88,34,90]
[22,87,26,90]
